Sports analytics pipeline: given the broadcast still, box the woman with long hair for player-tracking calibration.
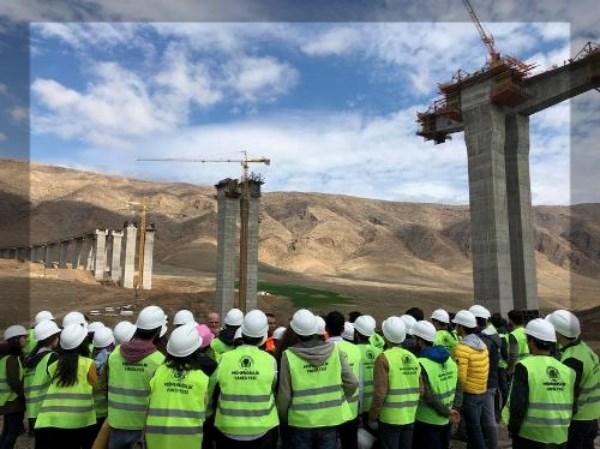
[90,326,114,436]
[35,324,97,449]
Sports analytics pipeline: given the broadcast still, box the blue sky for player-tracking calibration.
[18,23,575,203]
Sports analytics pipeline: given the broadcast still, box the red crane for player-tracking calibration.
[462,0,501,66]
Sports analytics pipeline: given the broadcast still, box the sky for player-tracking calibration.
[15,22,576,203]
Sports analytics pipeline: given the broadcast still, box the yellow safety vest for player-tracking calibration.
[379,347,421,425]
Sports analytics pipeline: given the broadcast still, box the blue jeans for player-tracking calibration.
[378,422,413,449]
[108,429,143,449]
[288,426,337,449]
[481,388,498,449]
[462,393,486,449]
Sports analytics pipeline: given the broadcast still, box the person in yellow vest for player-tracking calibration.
[412,320,460,449]
[173,309,196,328]
[369,316,422,449]
[547,310,599,449]
[214,309,279,448]
[91,326,114,435]
[144,323,210,449]
[507,310,529,375]
[24,311,56,357]
[0,325,28,449]
[502,318,575,449]
[354,314,383,422]
[210,308,244,362]
[431,309,458,357]
[326,312,362,449]
[107,305,166,449]
[277,309,358,449]
[34,323,98,449]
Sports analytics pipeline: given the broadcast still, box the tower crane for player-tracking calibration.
[462,0,500,66]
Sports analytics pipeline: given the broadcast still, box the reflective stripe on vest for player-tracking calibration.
[379,347,421,425]
[358,343,382,414]
[107,346,164,430]
[34,356,96,430]
[337,340,361,418]
[215,345,278,436]
[145,364,208,449]
[0,355,22,407]
[24,352,53,419]
[415,356,458,426]
[560,340,600,420]
[286,345,352,428]
[510,327,530,362]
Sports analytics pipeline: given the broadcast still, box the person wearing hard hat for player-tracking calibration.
[214,310,279,448]
[173,309,196,328]
[490,313,510,410]
[452,310,489,449]
[113,321,136,346]
[412,320,459,449]
[277,309,358,449]
[0,325,28,449]
[354,315,383,421]
[369,316,421,449]
[24,310,55,356]
[34,323,98,449]
[91,326,114,434]
[547,310,599,449]
[431,309,458,356]
[206,312,222,336]
[326,311,362,449]
[144,324,210,449]
[400,314,418,355]
[507,310,529,375]
[502,318,575,449]
[107,305,166,449]
[210,308,243,362]
[87,321,105,354]
[264,312,278,353]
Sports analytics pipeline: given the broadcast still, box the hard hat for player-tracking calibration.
[160,324,168,338]
[173,309,195,326]
[400,314,417,335]
[166,323,202,357]
[62,311,87,328]
[3,325,27,341]
[290,309,317,336]
[88,321,105,334]
[431,309,450,324]
[34,320,61,342]
[224,308,244,327]
[412,320,437,343]
[382,316,406,344]
[35,310,55,325]
[525,318,556,343]
[548,309,581,338]
[93,326,115,348]
[60,323,87,350]
[469,305,491,320]
[357,428,376,449]
[136,305,167,330]
[452,310,477,329]
[241,310,269,338]
[342,322,355,341]
[113,321,136,344]
[315,316,327,336]
[354,315,376,337]
[272,326,286,340]
[195,324,214,348]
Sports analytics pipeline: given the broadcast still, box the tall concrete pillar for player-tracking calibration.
[85,237,95,271]
[505,113,538,310]
[122,223,137,289]
[71,238,83,269]
[244,180,262,310]
[93,229,108,281]
[58,241,69,268]
[110,230,123,282]
[44,245,53,268]
[215,179,240,318]
[142,228,155,290]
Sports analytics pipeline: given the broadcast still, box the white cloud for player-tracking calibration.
[301,27,361,56]
[226,56,298,102]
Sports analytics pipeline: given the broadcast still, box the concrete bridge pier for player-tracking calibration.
[93,229,108,281]
[109,230,123,283]
[142,227,155,290]
[122,223,137,289]
[244,179,262,311]
[71,238,83,269]
[58,241,69,268]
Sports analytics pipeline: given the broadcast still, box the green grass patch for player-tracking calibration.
[257,282,353,308]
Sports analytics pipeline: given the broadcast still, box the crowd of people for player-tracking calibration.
[0,303,597,449]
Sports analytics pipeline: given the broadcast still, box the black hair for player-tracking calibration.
[297,334,315,342]
[0,337,24,358]
[241,335,263,346]
[133,327,161,342]
[405,307,424,321]
[527,335,554,352]
[508,310,524,326]
[348,311,362,323]
[476,317,487,329]
[461,325,477,335]
[432,318,449,329]
[490,313,506,329]
[265,313,275,319]
[54,341,88,387]
[28,333,60,360]
[325,311,345,337]
[354,331,370,343]
[415,336,433,347]
[165,347,207,372]
[275,328,299,362]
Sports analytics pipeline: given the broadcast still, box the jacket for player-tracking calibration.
[419,346,456,417]
[477,331,500,389]
[454,334,489,394]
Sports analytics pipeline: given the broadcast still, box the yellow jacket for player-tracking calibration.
[454,334,489,394]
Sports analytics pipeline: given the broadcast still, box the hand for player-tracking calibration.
[449,408,461,425]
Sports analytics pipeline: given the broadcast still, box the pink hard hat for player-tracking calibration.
[196,324,214,348]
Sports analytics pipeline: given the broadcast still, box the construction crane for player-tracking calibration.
[137,151,271,311]
[462,0,500,66]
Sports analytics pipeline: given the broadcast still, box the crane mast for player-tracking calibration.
[462,0,501,66]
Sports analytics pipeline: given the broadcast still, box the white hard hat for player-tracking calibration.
[547,310,581,338]
[273,326,286,340]
[315,316,326,336]
[136,305,167,330]
[354,315,376,337]
[3,325,27,341]
[431,309,450,324]
[113,321,136,344]
[88,321,104,334]
[290,309,317,336]
[241,309,269,338]
[35,310,55,325]
[166,323,202,357]
[173,309,195,327]
[357,428,376,449]
[62,311,87,328]
[160,324,168,338]
[400,314,417,335]
[469,305,491,320]
[34,320,61,342]
[342,322,355,341]
[525,318,556,343]
[93,326,114,348]
[60,323,87,350]
[382,316,406,344]
[224,308,244,327]
[452,310,477,329]
[412,320,437,343]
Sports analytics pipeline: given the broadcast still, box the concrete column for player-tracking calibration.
[43,245,51,268]
[71,239,83,269]
[244,180,262,310]
[505,113,538,310]
[122,223,137,289]
[58,241,69,268]
[215,179,240,318]
[93,229,108,281]
[109,230,123,282]
[142,228,155,290]
[24,247,31,261]
[85,238,95,271]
